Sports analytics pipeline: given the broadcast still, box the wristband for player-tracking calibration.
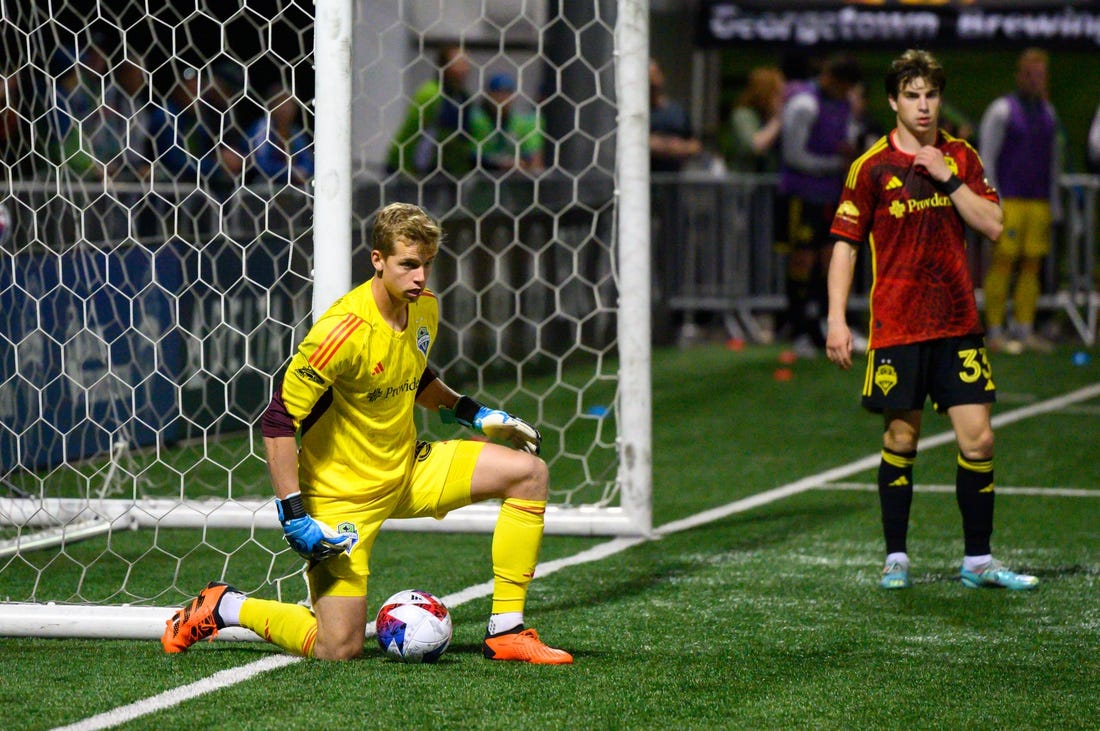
[276,492,306,522]
[440,394,484,427]
[934,174,963,195]
[453,395,483,425]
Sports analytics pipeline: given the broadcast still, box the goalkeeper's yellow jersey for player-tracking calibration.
[279,281,439,500]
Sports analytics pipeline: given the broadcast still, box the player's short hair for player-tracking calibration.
[823,54,863,87]
[436,44,463,69]
[370,202,442,258]
[885,49,946,98]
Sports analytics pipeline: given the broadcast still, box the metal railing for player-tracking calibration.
[652,171,1100,346]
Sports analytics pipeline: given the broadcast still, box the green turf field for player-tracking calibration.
[2,341,1098,730]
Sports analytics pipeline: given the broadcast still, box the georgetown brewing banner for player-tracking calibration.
[697,1,1100,49]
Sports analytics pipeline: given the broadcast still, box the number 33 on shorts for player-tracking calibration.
[957,347,995,391]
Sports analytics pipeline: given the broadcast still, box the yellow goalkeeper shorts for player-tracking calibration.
[304,439,485,599]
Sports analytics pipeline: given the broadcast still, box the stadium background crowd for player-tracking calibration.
[2,1,1099,353]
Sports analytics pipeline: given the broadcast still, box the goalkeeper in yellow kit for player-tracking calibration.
[162,202,572,663]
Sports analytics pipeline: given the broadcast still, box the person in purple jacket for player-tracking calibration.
[777,54,863,357]
[978,48,1062,354]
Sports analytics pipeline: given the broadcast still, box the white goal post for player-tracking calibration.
[0,0,651,638]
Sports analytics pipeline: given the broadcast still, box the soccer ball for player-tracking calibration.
[375,589,452,663]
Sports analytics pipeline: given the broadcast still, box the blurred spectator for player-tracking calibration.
[847,82,885,154]
[777,53,863,357]
[247,86,314,185]
[649,58,701,173]
[979,48,1062,354]
[98,59,153,181]
[726,66,785,173]
[47,47,104,179]
[940,101,975,140]
[147,66,242,191]
[202,61,248,179]
[1,70,35,177]
[1087,103,1100,172]
[477,72,544,175]
[387,45,485,178]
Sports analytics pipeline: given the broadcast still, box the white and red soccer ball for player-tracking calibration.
[375,589,452,663]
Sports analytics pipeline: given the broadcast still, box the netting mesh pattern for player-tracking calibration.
[0,0,626,607]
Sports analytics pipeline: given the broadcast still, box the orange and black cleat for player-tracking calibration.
[482,626,573,665]
[161,581,233,654]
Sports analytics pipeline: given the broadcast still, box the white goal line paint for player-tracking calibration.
[52,381,1100,731]
[51,654,300,731]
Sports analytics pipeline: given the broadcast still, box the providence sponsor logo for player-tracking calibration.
[367,376,420,402]
[905,193,954,213]
[889,193,953,219]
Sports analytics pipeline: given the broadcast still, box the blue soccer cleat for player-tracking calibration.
[959,560,1039,591]
[879,560,911,589]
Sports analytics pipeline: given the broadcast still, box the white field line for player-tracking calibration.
[824,483,1100,497]
[52,381,1100,731]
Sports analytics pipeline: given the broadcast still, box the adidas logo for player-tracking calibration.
[888,475,909,487]
[885,176,903,190]
[371,361,384,376]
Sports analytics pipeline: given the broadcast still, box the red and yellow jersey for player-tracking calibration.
[279,281,439,499]
[830,129,999,350]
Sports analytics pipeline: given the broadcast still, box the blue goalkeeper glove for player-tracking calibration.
[276,493,356,561]
[441,395,542,455]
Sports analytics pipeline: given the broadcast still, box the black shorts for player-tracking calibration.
[776,195,836,252]
[861,335,997,414]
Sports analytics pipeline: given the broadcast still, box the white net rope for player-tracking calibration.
[0,0,630,615]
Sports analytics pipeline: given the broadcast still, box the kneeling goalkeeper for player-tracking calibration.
[163,202,572,664]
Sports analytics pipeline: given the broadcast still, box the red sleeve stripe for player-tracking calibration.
[301,625,318,657]
[308,313,362,371]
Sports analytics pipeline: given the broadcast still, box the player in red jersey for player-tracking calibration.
[162,202,572,663]
[825,50,1038,592]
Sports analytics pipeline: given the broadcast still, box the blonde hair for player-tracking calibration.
[370,202,442,258]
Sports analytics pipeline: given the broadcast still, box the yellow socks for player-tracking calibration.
[490,498,546,615]
[239,598,320,657]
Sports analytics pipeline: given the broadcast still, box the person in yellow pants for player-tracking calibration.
[162,202,572,664]
[978,48,1061,354]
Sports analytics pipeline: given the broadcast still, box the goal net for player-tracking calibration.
[0,0,651,638]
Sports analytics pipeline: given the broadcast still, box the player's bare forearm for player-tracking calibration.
[948,187,1003,241]
[826,241,857,325]
[826,241,858,370]
[416,376,460,412]
[263,435,301,500]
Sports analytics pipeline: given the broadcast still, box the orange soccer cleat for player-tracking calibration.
[161,581,233,653]
[482,626,573,665]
